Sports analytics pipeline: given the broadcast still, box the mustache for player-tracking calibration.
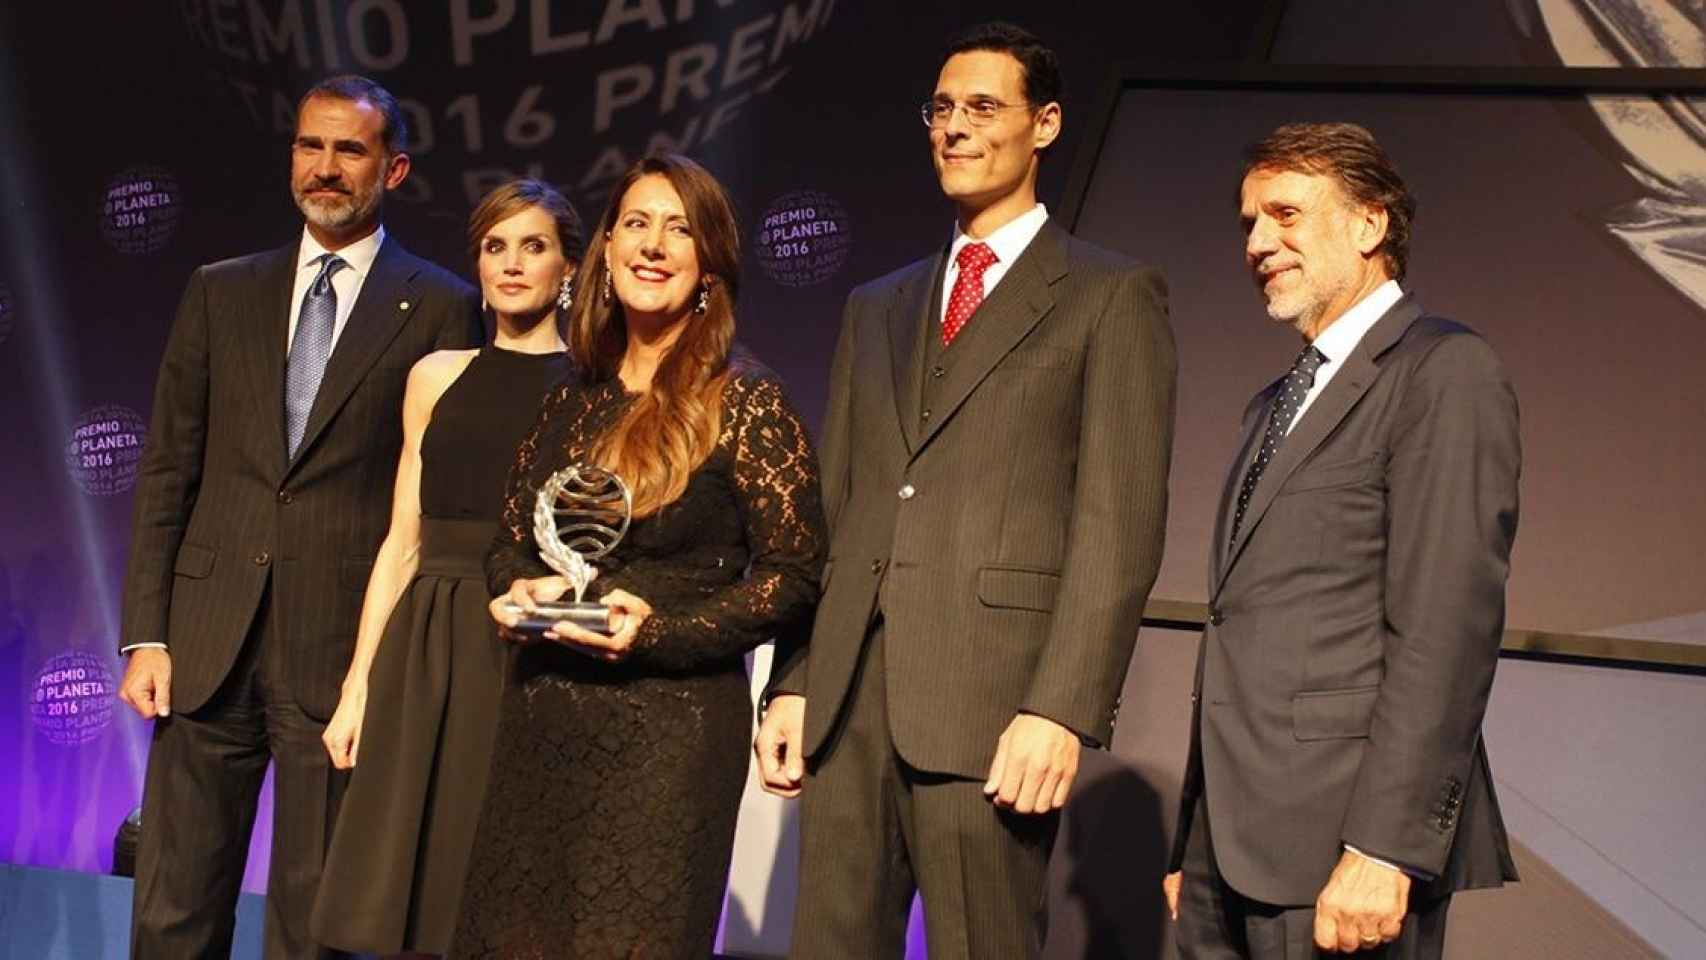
[299,178,352,195]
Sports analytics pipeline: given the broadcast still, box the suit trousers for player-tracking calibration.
[1176,798,1449,960]
[792,620,1059,959]
[131,582,350,960]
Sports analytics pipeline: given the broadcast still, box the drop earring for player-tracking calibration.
[557,276,574,311]
[602,265,613,304]
[694,284,709,315]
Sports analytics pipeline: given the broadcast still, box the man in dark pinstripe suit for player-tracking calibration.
[116,76,482,959]
[756,23,1176,958]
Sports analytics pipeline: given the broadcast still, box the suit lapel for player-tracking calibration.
[287,239,420,473]
[1216,296,1422,592]
[240,244,297,477]
[1210,381,1279,592]
[912,220,1065,456]
[887,251,943,455]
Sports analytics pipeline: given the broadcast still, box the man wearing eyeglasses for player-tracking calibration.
[756,21,1176,958]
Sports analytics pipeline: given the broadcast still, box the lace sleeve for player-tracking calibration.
[484,381,568,597]
[628,374,827,670]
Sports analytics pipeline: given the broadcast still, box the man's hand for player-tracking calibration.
[118,648,173,719]
[1314,848,1410,952]
[983,713,1081,814]
[1162,871,1182,921]
[321,682,367,769]
[754,694,806,798]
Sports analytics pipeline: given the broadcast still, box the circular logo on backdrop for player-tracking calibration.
[32,651,117,745]
[64,405,148,496]
[0,283,13,346]
[755,190,853,288]
[99,166,183,254]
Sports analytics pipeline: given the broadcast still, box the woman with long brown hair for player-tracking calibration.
[452,155,826,958]
[311,179,580,957]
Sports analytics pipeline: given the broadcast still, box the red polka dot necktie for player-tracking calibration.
[943,241,998,347]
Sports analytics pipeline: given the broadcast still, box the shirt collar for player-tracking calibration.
[297,224,386,278]
[949,203,1049,268]
[1310,278,1402,365]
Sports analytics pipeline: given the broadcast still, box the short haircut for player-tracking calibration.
[943,21,1062,108]
[1243,122,1417,281]
[297,75,408,156]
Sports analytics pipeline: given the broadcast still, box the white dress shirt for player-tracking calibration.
[286,225,387,353]
[939,203,1050,330]
[1287,279,1403,434]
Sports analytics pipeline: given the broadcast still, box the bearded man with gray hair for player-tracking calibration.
[118,75,481,959]
[1163,121,1521,958]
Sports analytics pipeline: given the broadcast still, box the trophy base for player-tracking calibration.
[501,600,612,636]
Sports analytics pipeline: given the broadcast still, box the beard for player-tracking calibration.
[293,176,383,232]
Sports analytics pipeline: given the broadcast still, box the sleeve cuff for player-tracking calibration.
[120,642,168,654]
[1344,843,1433,881]
[1017,709,1102,749]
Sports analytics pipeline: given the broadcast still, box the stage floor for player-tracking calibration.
[0,863,264,959]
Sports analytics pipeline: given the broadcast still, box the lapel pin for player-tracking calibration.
[398,300,411,310]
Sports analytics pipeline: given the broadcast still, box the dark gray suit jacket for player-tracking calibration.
[121,236,482,720]
[1170,295,1521,905]
[771,219,1177,780]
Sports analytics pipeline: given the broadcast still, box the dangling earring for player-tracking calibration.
[557,276,574,311]
[602,265,613,304]
[694,284,709,315]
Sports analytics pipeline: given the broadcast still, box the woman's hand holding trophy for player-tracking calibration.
[489,464,653,660]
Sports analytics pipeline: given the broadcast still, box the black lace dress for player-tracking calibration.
[450,358,826,959]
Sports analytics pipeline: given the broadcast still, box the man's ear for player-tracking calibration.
[1355,203,1390,259]
[383,151,412,191]
[1032,102,1062,153]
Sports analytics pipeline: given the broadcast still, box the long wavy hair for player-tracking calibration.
[567,154,740,517]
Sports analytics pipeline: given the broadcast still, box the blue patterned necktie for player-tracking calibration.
[284,253,347,457]
[1229,345,1327,547]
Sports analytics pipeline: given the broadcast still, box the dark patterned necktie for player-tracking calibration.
[942,241,997,346]
[284,253,346,457]
[1229,345,1326,547]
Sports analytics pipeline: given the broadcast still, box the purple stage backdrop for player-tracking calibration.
[0,0,1256,916]
[7,2,1702,958]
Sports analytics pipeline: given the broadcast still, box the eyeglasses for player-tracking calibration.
[920,97,1032,128]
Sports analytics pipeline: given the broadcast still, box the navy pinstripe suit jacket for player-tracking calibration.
[121,235,482,720]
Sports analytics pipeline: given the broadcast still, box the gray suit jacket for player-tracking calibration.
[771,219,1177,779]
[1170,295,1521,905]
[121,237,483,720]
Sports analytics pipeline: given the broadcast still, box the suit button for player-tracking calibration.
[870,559,884,574]
[1209,608,1225,626]
[276,489,293,505]
[1190,692,1200,704]
[931,365,945,378]
[921,408,932,421]
[253,551,270,566]
[898,484,916,500]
